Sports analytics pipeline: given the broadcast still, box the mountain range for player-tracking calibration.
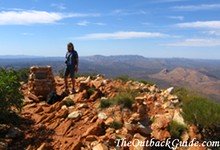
[1,55,220,102]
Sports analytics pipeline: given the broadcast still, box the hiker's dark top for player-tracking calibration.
[65,50,78,66]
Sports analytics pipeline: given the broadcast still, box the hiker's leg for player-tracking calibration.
[71,77,75,91]
[69,67,76,93]
[64,76,68,89]
[64,67,69,90]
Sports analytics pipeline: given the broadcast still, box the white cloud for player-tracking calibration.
[76,20,90,26]
[168,16,184,21]
[176,21,220,29]
[94,22,106,26]
[165,38,220,47]
[0,10,100,25]
[76,31,168,40]
[111,9,147,16]
[51,3,66,10]
[173,4,220,11]
[76,20,106,26]
[65,13,100,18]
[204,30,220,36]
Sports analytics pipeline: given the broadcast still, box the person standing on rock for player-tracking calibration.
[64,42,79,94]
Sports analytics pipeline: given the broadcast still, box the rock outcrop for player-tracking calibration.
[1,66,205,150]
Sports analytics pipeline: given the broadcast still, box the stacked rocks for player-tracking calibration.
[28,66,55,99]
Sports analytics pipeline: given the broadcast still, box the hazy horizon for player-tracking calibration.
[1,54,220,60]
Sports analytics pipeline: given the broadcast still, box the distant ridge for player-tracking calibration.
[0,55,44,59]
[1,54,220,61]
[150,67,220,101]
[0,55,220,101]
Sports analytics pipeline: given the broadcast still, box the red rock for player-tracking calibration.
[47,119,60,130]
[78,82,90,92]
[71,138,83,150]
[151,129,171,141]
[189,125,201,140]
[34,106,44,113]
[82,121,105,137]
[43,106,55,113]
[151,116,170,129]
[85,135,98,142]
[90,116,98,123]
[52,101,63,111]
[36,114,48,124]
[92,143,108,150]
[74,90,87,101]
[92,80,103,89]
[36,143,47,150]
[188,144,206,150]
[41,112,56,124]
[90,91,102,101]
[56,109,69,118]
[55,120,73,136]
[24,103,37,109]
[129,133,149,150]
[27,92,40,102]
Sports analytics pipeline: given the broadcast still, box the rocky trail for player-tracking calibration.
[0,66,205,150]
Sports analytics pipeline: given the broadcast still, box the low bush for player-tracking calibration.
[99,90,135,109]
[168,120,187,139]
[87,87,96,98]
[114,75,131,82]
[113,92,134,109]
[100,99,112,109]
[109,121,123,130]
[0,68,23,123]
[63,98,75,107]
[138,80,154,86]
[173,87,220,140]
[182,96,220,130]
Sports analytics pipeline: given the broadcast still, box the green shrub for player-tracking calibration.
[63,98,75,107]
[109,121,123,130]
[173,87,220,140]
[118,88,139,98]
[99,90,135,109]
[182,96,220,129]
[138,80,154,86]
[0,68,23,123]
[168,120,187,139]
[100,99,112,109]
[87,87,96,98]
[172,87,194,103]
[114,75,131,82]
[113,92,134,109]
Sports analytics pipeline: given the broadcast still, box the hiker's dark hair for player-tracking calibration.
[68,42,74,50]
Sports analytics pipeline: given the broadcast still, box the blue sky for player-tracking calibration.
[0,0,220,59]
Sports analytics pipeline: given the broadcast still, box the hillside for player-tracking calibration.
[1,67,219,149]
[1,55,220,102]
[150,67,220,102]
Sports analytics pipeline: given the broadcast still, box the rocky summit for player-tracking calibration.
[0,66,205,150]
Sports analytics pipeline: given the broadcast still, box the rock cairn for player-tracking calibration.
[28,66,55,99]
